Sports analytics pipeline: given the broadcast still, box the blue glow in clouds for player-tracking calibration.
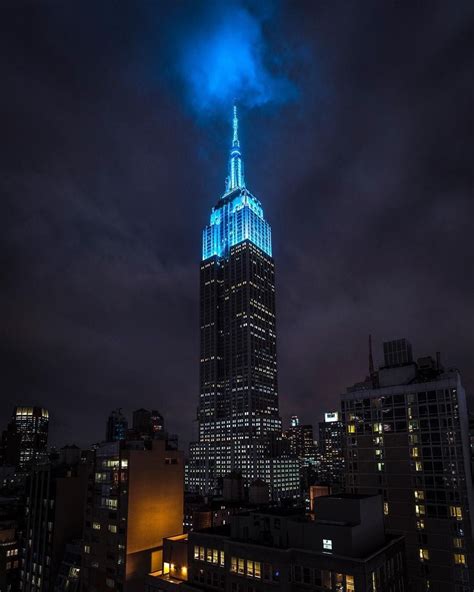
[179,2,297,112]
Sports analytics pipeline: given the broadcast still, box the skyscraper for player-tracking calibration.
[342,339,474,591]
[105,409,128,443]
[318,412,345,485]
[188,107,299,500]
[2,406,49,471]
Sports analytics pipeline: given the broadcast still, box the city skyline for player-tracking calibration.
[1,1,473,448]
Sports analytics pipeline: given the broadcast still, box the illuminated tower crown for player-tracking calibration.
[202,105,272,259]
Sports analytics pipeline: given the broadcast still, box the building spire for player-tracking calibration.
[226,103,245,192]
[368,334,375,376]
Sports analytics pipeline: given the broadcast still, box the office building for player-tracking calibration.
[318,412,345,485]
[105,409,128,443]
[81,437,184,592]
[187,106,299,499]
[146,494,406,592]
[284,417,315,459]
[53,541,81,592]
[2,407,49,471]
[342,338,474,591]
[20,459,89,591]
[131,409,164,440]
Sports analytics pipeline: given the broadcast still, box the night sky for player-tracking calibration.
[1,1,473,448]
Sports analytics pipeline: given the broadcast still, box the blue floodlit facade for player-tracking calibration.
[202,106,272,260]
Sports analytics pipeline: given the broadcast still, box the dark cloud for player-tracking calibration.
[1,1,473,448]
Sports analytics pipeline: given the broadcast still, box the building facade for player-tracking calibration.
[318,412,345,485]
[81,438,184,592]
[2,407,49,471]
[342,339,474,592]
[20,460,89,591]
[146,494,406,592]
[105,409,128,443]
[187,107,299,500]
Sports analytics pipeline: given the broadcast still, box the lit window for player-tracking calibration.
[212,549,219,564]
[108,525,117,534]
[419,548,429,561]
[450,506,463,520]
[347,424,356,434]
[92,522,101,530]
[220,551,225,567]
[254,561,261,579]
[454,553,466,565]
[194,546,199,560]
[323,539,333,551]
[416,519,425,530]
[410,447,419,458]
[415,461,422,472]
[230,557,237,573]
[346,574,355,592]
[453,538,463,549]
[415,505,425,517]
[414,490,424,500]
[84,545,90,554]
[384,502,389,516]
[247,560,254,577]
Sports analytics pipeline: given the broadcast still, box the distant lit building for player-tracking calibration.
[187,106,299,500]
[318,412,344,485]
[2,406,49,471]
[284,418,315,459]
[342,338,474,591]
[105,409,128,443]
[81,437,184,592]
[147,494,406,592]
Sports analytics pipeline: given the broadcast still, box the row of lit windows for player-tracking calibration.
[194,546,225,567]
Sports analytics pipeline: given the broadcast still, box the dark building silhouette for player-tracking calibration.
[131,408,164,440]
[0,521,19,592]
[20,458,89,591]
[147,494,406,592]
[342,338,474,591]
[105,409,128,443]
[187,106,299,500]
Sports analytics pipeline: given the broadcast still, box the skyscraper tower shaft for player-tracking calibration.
[188,107,298,500]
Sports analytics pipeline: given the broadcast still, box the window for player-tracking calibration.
[453,538,463,549]
[450,506,463,520]
[415,505,425,517]
[92,522,101,530]
[254,561,261,579]
[106,578,115,588]
[230,557,237,573]
[213,549,219,564]
[414,490,425,500]
[84,545,90,554]
[346,574,355,592]
[323,539,333,551]
[207,548,213,563]
[454,554,466,565]
[247,560,254,577]
[108,525,117,533]
[384,502,389,515]
[220,550,225,567]
[194,546,199,560]
[199,547,205,561]
[238,558,245,575]
[415,461,422,472]
[419,548,429,561]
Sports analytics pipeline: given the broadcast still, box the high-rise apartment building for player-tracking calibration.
[105,409,128,443]
[0,521,19,592]
[318,412,345,485]
[187,107,299,500]
[2,407,49,471]
[81,437,184,592]
[342,338,474,592]
[20,459,89,591]
[131,409,164,440]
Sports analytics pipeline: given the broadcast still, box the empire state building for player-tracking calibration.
[188,107,299,501]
